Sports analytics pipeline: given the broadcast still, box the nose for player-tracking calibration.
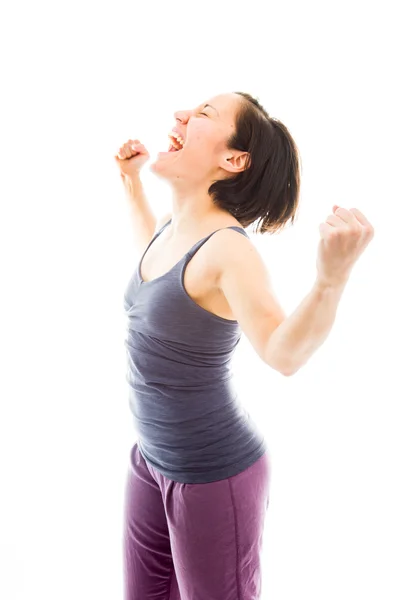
[174,109,190,124]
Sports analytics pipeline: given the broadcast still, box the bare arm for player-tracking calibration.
[124,175,157,256]
[264,278,348,376]
[267,205,374,375]
[215,230,347,376]
[216,206,373,377]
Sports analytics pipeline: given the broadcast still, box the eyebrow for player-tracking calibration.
[203,104,219,116]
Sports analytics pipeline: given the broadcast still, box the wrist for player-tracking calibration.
[123,171,142,187]
[123,173,143,198]
[315,274,349,292]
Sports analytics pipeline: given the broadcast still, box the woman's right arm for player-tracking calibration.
[115,139,166,255]
[124,174,157,256]
[124,175,172,254]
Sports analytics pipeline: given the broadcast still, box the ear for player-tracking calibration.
[220,150,251,174]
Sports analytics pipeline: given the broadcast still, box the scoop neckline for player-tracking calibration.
[138,253,189,285]
[137,223,246,286]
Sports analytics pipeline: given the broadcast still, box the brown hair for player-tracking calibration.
[208,91,302,234]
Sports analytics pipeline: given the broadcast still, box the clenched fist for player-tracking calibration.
[114,139,150,182]
[317,205,375,287]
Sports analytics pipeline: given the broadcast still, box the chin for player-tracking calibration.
[148,157,165,176]
[149,157,177,180]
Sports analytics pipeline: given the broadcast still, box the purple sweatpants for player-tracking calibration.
[122,442,271,600]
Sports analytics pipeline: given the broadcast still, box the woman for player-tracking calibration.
[115,91,374,600]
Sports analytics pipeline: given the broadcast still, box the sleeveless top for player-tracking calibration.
[123,218,267,483]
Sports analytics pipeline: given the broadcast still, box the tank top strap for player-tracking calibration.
[140,218,173,258]
[156,218,173,237]
[145,219,248,264]
[187,225,249,257]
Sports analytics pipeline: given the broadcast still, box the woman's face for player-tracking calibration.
[149,92,246,186]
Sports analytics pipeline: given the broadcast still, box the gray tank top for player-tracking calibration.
[123,218,267,483]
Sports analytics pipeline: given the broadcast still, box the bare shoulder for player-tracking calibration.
[209,226,259,281]
[208,227,287,367]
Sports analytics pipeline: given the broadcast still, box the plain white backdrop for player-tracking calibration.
[1,0,399,598]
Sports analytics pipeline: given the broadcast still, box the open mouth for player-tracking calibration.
[167,131,185,153]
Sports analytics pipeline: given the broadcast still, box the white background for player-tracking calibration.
[1,1,399,598]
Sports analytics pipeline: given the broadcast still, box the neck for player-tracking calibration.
[167,182,229,237]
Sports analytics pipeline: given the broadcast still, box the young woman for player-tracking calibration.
[115,91,374,600]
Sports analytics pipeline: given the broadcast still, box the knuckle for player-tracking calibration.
[350,226,361,237]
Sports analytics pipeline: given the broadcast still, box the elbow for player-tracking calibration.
[281,369,293,377]
[264,347,297,377]
[279,365,296,377]
[267,360,297,377]
[271,358,301,377]
[281,358,303,377]
[281,366,299,377]
[263,334,300,377]
[283,359,305,376]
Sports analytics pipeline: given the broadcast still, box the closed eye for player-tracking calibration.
[199,112,208,117]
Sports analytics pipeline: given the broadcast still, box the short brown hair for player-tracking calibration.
[208,91,302,234]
